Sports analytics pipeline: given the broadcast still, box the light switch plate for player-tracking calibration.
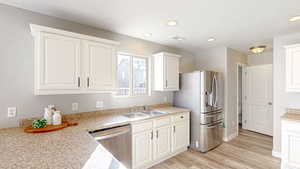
[8,107,17,118]
[96,101,104,109]
[72,103,79,111]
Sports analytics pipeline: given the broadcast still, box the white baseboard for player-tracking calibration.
[223,132,238,142]
[272,150,281,158]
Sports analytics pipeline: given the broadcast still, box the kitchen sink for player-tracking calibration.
[123,112,149,118]
[144,111,167,116]
[123,111,167,119]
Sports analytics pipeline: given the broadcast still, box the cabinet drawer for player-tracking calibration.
[155,117,171,127]
[132,120,153,133]
[173,112,189,122]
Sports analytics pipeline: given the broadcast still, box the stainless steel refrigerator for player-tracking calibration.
[174,71,224,152]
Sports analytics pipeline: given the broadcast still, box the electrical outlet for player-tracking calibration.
[72,103,79,111]
[96,101,104,109]
[8,107,17,118]
[164,96,168,103]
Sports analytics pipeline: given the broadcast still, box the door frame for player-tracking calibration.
[236,63,247,135]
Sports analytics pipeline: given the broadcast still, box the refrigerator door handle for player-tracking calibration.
[214,74,218,107]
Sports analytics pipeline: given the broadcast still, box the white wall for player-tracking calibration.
[195,47,227,72]
[0,4,196,128]
[247,51,273,66]
[225,48,247,138]
[273,32,300,154]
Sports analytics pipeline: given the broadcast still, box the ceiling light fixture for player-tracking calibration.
[208,37,216,42]
[167,20,178,26]
[144,33,152,37]
[172,36,185,41]
[289,16,300,22]
[249,45,267,54]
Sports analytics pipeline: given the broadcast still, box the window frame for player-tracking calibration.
[115,52,151,97]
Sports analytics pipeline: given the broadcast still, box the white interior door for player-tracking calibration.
[245,64,273,136]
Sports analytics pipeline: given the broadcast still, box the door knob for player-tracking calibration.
[268,102,272,105]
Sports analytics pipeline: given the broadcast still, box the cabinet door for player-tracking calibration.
[165,55,179,90]
[282,130,300,168]
[286,45,300,92]
[154,125,171,160]
[172,121,189,152]
[83,40,116,91]
[132,130,153,169]
[38,32,81,90]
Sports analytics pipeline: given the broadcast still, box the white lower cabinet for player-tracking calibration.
[132,130,153,168]
[154,125,172,160]
[281,120,300,169]
[172,121,189,152]
[131,112,190,169]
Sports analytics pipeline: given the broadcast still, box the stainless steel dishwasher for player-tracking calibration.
[89,124,132,169]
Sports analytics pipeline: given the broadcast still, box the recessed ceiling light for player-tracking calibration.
[167,20,178,26]
[144,33,152,37]
[289,16,300,22]
[208,37,216,42]
[172,36,185,41]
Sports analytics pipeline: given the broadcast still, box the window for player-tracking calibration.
[117,53,149,96]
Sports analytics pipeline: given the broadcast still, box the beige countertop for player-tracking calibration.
[0,106,190,169]
[281,113,300,123]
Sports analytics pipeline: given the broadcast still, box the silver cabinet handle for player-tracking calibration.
[166,80,168,88]
[268,102,272,105]
[156,130,158,138]
[173,126,176,133]
[78,77,80,87]
[87,77,90,88]
[151,131,153,140]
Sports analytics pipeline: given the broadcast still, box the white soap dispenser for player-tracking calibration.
[52,111,62,125]
[43,108,52,125]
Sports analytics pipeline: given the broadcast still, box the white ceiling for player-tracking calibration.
[1,0,300,54]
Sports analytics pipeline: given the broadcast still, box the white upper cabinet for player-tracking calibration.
[285,44,300,92]
[82,40,116,91]
[30,24,119,95]
[39,32,81,90]
[153,52,180,91]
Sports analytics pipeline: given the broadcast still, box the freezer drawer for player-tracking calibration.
[200,110,223,124]
[198,121,223,152]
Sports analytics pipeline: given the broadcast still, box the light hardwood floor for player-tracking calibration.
[151,129,281,169]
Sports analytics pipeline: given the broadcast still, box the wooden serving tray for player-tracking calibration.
[24,122,78,133]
